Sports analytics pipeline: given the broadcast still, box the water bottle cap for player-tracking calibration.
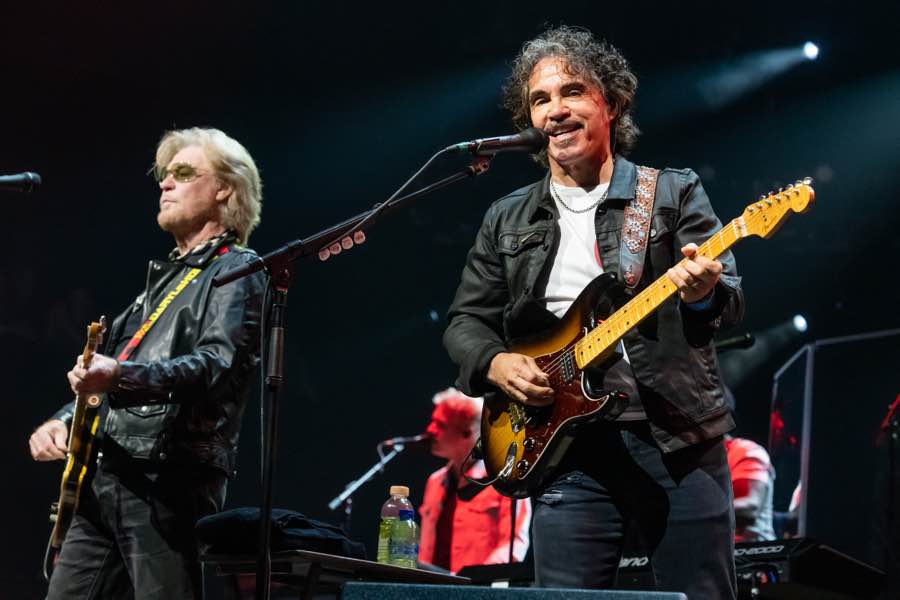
[389,485,409,497]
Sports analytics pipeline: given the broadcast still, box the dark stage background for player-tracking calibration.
[2,1,898,597]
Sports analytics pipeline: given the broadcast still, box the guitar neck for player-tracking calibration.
[574,217,745,368]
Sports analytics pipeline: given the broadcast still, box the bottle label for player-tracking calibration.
[398,509,415,520]
[376,518,394,564]
[389,514,419,568]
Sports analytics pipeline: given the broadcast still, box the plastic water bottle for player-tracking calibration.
[376,485,418,567]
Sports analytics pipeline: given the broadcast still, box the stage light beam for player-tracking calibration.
[719,315,811,388]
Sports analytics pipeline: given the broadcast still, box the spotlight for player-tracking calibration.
[803,42,819,60]
[719,315,810,388]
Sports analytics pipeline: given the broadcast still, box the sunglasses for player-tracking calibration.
[155,163,207,183]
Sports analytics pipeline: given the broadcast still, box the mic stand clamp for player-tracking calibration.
[328,443,410,532]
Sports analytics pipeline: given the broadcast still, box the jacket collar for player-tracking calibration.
[168,230,237,268]
[607,155,637,201]
[529,155,636,222]
[531,172,555,223]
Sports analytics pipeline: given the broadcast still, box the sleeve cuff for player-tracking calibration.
[684,290,715,311]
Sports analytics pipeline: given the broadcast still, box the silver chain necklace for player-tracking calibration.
[550,181,608,214]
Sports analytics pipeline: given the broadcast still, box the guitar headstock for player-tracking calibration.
[81,316,107,368]
[738,178,815,239]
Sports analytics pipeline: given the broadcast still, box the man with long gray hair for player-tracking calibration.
[29,127,266,599]
[444,26,742,598]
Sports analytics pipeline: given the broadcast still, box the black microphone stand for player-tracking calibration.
[213,151,494,600]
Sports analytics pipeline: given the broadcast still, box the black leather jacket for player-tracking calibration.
[53,235,266,475]
[443,157,743,451]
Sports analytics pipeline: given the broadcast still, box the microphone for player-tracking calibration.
[380,433,432,448]
[714,332,755,352]
[448,127,548,156]
[0,172,41,193]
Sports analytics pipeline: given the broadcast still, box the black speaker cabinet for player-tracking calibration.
[341,582,686,599]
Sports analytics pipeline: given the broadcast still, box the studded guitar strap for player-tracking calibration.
[619,165,660,289]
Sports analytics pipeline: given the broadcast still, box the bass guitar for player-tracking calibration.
[43,317,106,579]
[480,180,814,497]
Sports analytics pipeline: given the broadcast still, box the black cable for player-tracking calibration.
[320,146,454,251]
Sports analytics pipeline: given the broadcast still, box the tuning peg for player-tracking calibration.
[802,176,813,185]
[760,194,768,200]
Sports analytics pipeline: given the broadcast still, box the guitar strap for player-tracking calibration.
[116,246,230,361]
[619,165,659,289]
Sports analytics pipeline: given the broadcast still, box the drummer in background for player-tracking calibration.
[418,388,530,573]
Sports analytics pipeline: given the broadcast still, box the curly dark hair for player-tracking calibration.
[503,25,640,161]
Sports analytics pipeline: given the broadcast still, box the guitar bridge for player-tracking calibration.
[508,402,526,433]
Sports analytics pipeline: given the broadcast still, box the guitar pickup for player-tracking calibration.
[562,351,576,384]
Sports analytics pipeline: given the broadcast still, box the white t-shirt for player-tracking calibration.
[542,182,609,318]
[541,181,633,374]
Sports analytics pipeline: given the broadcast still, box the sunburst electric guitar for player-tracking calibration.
[481,180,815,498]
[43,317,106,579]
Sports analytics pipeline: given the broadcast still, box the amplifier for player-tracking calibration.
[617,538,885,599]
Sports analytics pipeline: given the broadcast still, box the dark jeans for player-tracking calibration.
[47,462,226,600]
[531,422,736,600]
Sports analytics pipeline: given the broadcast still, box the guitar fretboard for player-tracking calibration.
[574,217,747,369]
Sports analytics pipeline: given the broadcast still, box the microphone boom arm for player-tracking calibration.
[213,153,492,288]
[328,446,404,512]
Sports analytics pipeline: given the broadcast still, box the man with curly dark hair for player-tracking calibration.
[444,26,742,598]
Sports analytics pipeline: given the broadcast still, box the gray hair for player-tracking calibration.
[155,127,262,244]
[503,25,640,161]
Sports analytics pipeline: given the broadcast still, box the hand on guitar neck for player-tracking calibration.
[29,419,69,461]
[487,352,555,406]
[67,353,120,395]
[666,242,723,305]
